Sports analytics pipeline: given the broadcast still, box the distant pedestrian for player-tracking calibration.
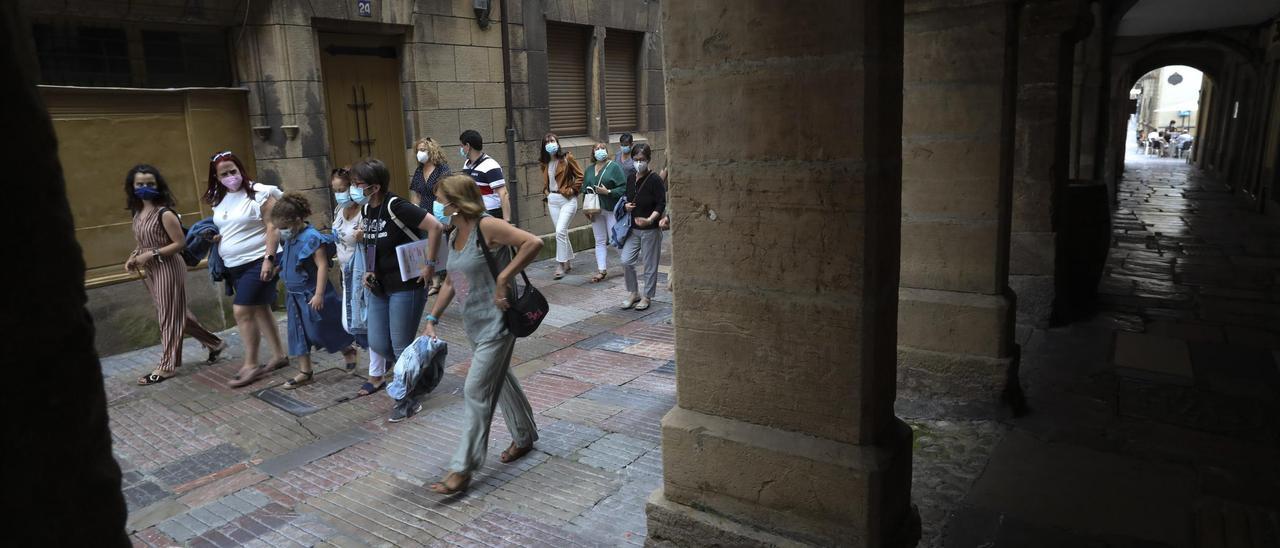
[540,132,583,279]
[125,164,225,385]
[269,193,357,388]
[621,143,666,312]
[354,158,444,419]
[206,151,288,388]
[423,174,543,495]
[584,142,627,283]
[408,137,452,294]
[615,132,637,179]
[459,130,510,221]
[330,167,389,395]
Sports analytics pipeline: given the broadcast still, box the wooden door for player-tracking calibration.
[319,33,408,196]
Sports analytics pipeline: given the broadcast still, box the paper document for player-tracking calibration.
[395,239,431,281]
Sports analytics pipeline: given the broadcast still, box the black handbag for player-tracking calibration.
[475,219,548,337]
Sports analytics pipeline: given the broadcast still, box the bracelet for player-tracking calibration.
[425,314,439,324]
[424,259,437,267]
[152,248,162,260]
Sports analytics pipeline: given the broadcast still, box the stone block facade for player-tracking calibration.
[27,0,665,356]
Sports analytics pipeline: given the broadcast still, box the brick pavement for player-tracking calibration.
[107,243,678,546]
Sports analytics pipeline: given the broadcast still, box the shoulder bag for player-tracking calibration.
[475,219,548,337]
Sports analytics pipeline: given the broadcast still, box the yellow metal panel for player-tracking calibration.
[39,86,254,288]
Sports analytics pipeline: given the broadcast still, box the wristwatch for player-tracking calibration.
[264,254,276,263]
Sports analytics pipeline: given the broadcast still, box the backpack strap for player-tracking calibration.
[385,196,420,242]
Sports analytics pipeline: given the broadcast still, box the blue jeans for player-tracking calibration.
[366,287,427,363]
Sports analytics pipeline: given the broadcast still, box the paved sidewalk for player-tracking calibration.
[110,242,676,547]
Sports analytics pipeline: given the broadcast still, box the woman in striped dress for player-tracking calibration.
[125,164,226,385]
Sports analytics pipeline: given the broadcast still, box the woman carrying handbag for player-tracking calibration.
[583,142,627,282]
[421,174,545,495]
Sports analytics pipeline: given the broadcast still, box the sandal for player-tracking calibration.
[267,357,290,371]
[356,381,385,397]
[428,472,472,495]
[228,364,266,388]
[634,299,651,311]
[137,371,174,385]
[621,296,641,309]
[499,442,534,464]
[206,342,228,364]
[282,370,314,390]
[553,267,565,280]
[589,271,607,283]
[427,284,440,296]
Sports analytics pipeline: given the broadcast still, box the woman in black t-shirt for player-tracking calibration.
[351,159,444,400]
[620,143,667,311]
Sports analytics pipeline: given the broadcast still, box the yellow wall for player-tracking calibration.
[41,87,255,288]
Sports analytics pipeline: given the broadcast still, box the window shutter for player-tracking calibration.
[547,23,589,136]
[604,30,640,132]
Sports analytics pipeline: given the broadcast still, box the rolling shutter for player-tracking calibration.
[547,22,589,136]
[605,30,639,132]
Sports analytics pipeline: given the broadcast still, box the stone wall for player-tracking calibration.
[30,0,666,355]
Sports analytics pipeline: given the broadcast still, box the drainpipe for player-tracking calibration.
[499,0,520,226]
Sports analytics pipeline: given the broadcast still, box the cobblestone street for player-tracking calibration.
[109,243,676,547]
[902,156,1280,547]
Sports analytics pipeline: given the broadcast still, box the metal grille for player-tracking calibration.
[547,22,589,136]
[32,23,131,87]
[604,30,639,132]
[31,21,230,88]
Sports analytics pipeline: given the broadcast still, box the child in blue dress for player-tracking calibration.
[270,193,356,389]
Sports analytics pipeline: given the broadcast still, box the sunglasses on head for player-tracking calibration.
[332,168,350,176]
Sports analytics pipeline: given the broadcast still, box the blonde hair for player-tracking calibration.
[414,137,446,166]
[591,142,608,163]
[436,174,486,219]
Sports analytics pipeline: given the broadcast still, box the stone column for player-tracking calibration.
[898,0,1020,415]
[646,1,918,546]
[1009,0,1079,327]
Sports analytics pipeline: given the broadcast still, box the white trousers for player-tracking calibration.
[590,211,618,271]
[547,193,577,263]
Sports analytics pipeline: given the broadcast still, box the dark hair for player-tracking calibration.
[270,192,313,224]
[330,166,351,188]
[619,133,633,146]
[124,164,176,215]
[205,151,256,206]
[351,158,391,197]
[631,142,653,162]
[459,129,484,151]
[539,132,565,164]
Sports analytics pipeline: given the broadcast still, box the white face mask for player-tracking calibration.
[416,150,428,164]
[634,160,648,173]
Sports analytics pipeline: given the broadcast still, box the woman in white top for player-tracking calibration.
[206,151,288,388]
[331,167,389,397]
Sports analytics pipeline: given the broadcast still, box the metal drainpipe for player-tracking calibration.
[499,0,520,226]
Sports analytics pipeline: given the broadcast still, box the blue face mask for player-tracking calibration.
[334,191,352,208]
[621,145,631,154]
[433,201,451,226]
[278,227,295,240]
[349,185,369,204]
[545,142,559,155]
[460,146,468,159]
[593,149,608,162]
[134,186,162,201]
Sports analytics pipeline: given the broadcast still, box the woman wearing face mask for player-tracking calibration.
[353,158,444,421]
[125,164,226,385]
[408,137,452,294]
[408,137,451,208]
[583,143,627,283]
[539,132,583,279]
[205,151,288,388]
[621,143,666,311]
[422,174,544,494]
[331,168,389,396]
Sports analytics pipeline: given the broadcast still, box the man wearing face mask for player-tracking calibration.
[615,132,637,179]
[458,129,510,221]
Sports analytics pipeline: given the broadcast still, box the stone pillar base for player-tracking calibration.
[895,346,1019,418]
[646,407,920,547]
